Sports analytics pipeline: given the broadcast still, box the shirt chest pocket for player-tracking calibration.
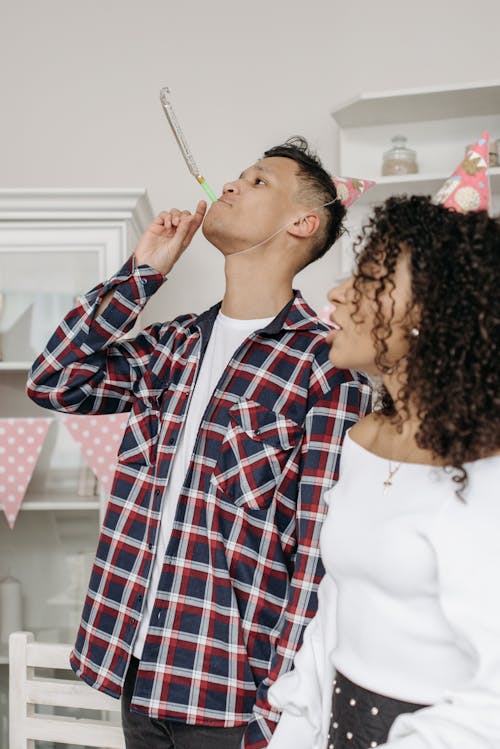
[212,400,303,510]
[116,373,162,467]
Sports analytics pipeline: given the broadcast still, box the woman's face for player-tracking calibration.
[325,250,415,378]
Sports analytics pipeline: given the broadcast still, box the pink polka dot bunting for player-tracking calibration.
[0,418,52,529]
[62,413,130,497]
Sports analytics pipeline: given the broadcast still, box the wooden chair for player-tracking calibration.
[9,631,125,748]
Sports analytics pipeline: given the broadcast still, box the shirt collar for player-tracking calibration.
[190,290,320,338]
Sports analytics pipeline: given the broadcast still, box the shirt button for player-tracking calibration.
[140,278,147,286]
[169,438,175,445]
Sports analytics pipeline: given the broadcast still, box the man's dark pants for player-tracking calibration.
[121,658,246,749]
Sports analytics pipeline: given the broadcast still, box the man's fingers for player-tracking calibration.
[154,202,206,246]
[188,201,207,233]
[194,200,208,219]
[171,212,198,247]
[183,202,207,245]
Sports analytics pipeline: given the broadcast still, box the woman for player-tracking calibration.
[267,194,500,749]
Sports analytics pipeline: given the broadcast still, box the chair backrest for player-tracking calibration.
[9,631,125,749]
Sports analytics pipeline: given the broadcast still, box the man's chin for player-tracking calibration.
[201,219,220,247]
[202,219,233,255]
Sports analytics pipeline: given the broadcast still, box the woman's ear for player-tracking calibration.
[408,302,422,335]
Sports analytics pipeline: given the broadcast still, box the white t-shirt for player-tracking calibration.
[133,310,274,658]
[268,430,500,749]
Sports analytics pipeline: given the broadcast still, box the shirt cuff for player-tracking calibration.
[102,256,166,294]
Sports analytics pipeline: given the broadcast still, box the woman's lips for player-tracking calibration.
[325,321,342,345]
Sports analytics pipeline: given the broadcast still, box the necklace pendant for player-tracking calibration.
[383,478,392,494]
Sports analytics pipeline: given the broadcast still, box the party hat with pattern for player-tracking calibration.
[433,132,490,213]
[333,176,376,207]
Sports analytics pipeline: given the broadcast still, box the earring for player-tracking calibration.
[410,327,420,337]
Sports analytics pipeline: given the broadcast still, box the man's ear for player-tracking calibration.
[287,211,320,239]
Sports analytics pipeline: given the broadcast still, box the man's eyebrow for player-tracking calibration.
[238,164,273,179]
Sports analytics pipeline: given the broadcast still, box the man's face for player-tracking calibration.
[202,156,304,254]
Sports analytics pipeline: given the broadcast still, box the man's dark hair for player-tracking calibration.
[264,136,346,266]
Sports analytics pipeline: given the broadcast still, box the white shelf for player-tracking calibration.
[356,167,500,204]
[0,361,32,371]
[1,493,100,513]
[332,81,500,281]
[332,80,500,128]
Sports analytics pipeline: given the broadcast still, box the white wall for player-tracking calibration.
[2,0,500,320]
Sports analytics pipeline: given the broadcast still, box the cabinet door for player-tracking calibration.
[0,226,114,672]
[0,220,130,630]
[0,190,153,749]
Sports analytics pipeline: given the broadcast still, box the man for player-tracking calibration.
[27,137,371,749]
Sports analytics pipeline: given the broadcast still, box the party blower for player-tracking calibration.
[159,86,217,203]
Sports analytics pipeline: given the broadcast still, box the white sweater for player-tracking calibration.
[267,431,500,749]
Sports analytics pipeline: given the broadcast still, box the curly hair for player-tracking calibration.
[352,195,500,497]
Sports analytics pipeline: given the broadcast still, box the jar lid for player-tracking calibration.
[383,135,417,161]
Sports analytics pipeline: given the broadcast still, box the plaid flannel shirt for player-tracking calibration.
[27,258,371,749]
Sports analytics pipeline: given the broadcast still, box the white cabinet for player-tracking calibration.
[331,80,500,279]
[0,188,153,747]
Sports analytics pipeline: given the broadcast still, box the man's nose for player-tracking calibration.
[222,180,240,195]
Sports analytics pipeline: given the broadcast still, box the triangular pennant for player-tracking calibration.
[62,413,130,497]
[433,132,490,213]
[0,418,52,528]
[333,176,376,207]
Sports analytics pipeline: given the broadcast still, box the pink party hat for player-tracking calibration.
[433,132,490,212]
[318,176,376,326]
[333,176,376,207]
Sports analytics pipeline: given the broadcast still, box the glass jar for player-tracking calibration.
[382,135,418,176]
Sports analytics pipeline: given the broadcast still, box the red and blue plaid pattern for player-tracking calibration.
[27,258,371,748]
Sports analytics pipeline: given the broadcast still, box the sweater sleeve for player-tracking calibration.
[266,571,338,749]
[386,463,500,748]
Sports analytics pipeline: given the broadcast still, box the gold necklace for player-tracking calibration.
[383,445,416,494]
[383,460,404,494]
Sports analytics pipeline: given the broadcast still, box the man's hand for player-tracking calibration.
[134,200,207,276]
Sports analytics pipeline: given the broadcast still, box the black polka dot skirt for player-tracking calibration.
[326,671,428,749]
